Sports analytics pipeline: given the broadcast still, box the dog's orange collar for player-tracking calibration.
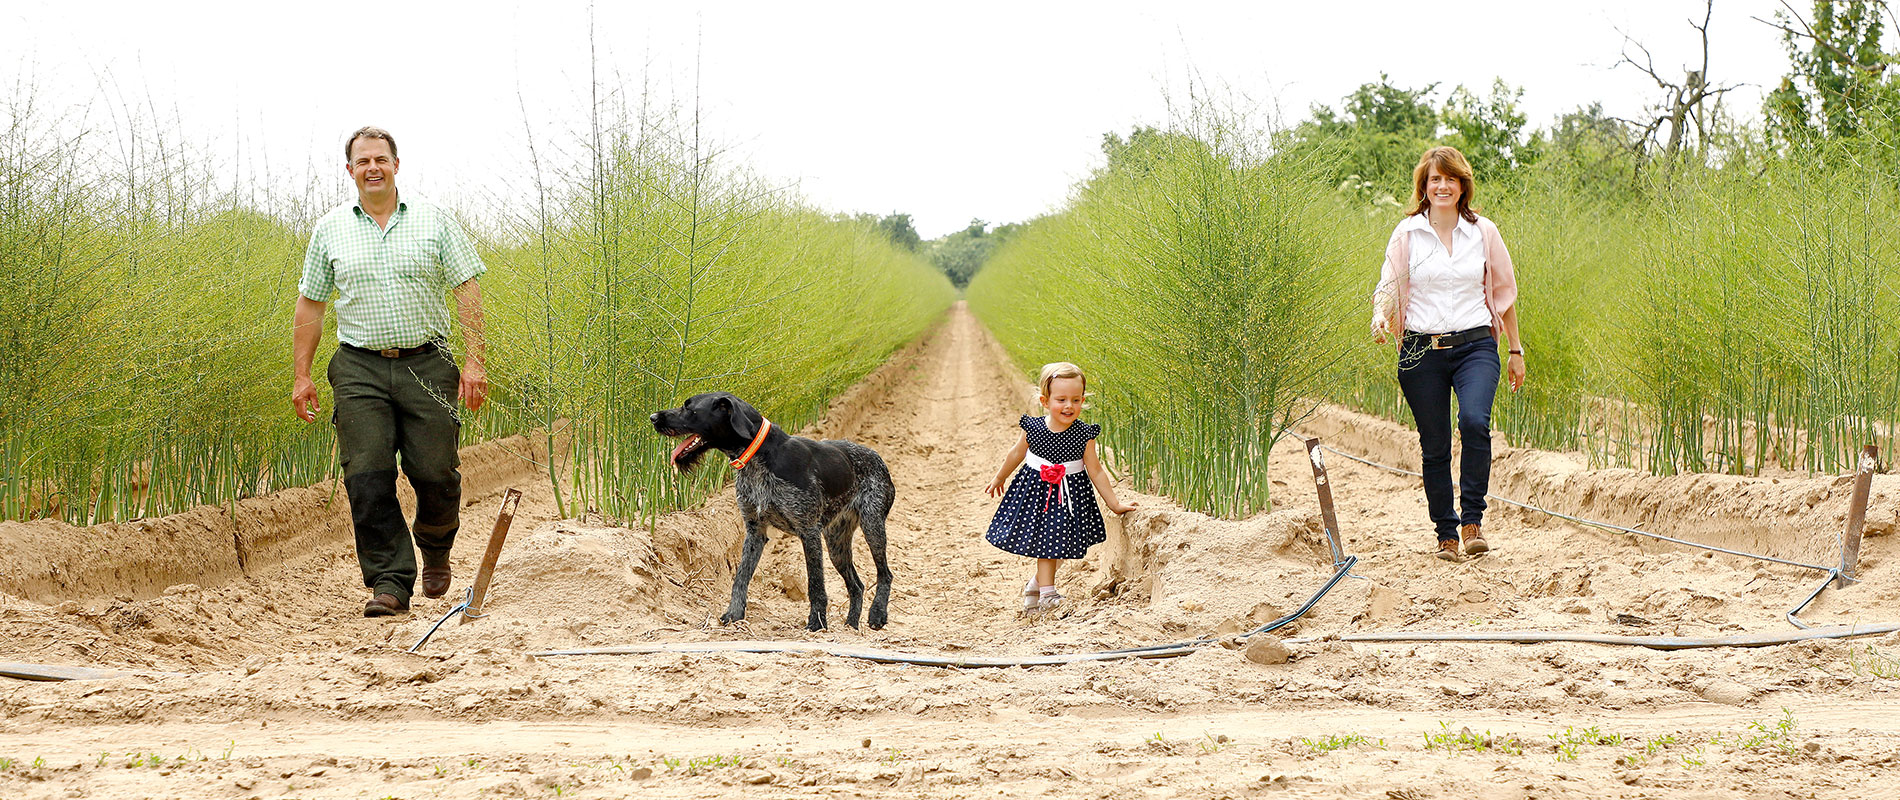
[731,418,772,470]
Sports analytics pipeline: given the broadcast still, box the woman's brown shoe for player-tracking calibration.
[1461,524,1490,555]
[1435,539,1463,562]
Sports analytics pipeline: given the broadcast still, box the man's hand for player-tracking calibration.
[460,360,488,412]
[292,375,321,422]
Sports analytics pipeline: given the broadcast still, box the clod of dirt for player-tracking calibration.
[1693,678,1759,707]
[1244,636,1290,665]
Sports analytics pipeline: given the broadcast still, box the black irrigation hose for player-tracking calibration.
[530,556,1360,668]
[1785,570,1841,631]
[407,587,475,653]
[1330,622,1900,651]
[1310,442,1836,572]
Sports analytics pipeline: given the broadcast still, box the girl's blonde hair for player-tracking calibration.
[1037,361,1087,402]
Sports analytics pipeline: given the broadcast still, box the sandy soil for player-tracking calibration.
[4,304,1900,799]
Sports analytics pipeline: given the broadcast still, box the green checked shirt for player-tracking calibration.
[299,197,485,350]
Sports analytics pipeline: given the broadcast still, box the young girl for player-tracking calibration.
[985,362,1138,613]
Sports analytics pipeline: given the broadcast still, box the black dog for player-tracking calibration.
[651,392,895,631]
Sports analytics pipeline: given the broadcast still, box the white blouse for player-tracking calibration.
[1397,213,1491,334]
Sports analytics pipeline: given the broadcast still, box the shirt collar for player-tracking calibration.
[1401,212,1480,240]
[350,195,408,216]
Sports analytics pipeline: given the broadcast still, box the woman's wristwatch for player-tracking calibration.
[1508,349,1523,356]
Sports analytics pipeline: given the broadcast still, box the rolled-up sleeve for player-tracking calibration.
[439,215,485,287]
[298,227,335,302]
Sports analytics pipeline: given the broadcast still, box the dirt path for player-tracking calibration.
[4,304,1900,799]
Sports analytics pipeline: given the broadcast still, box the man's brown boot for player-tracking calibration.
[364,593,409,618]
[420,552,452,599]
[1435,538,1463,562]
[1461,524,1490,555]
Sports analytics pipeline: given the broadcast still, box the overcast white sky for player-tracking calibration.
[5,1,1826,238]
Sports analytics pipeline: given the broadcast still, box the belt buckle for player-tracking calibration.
[378,347,402,358]
[1429,333,1452,350]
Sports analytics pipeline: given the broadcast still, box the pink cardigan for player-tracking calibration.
[1370,214,1519,348]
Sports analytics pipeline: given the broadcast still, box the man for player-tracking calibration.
[292,126,488,617]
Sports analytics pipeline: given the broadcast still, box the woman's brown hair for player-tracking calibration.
[1408,146,1478,223]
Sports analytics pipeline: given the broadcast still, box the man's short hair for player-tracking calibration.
[346,126,398,162]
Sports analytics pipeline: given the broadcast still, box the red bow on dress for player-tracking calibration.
[1039,464,1067,513]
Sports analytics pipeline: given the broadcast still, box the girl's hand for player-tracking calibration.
[1507,352,1526,393]
[1109,499,1139,515]
[986,476,1007,497]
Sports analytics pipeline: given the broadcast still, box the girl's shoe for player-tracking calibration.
[1022,580,1041,612]
[1037,589,1064,612]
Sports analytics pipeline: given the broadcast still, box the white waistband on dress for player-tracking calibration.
[1022,452,1086,514]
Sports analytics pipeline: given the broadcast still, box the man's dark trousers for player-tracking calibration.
[329,344,463,604]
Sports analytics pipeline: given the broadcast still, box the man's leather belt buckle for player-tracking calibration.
[378,347,404,358]
[1429,334,1454,350]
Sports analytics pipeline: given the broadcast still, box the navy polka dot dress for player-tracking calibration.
[985,415,1107,559]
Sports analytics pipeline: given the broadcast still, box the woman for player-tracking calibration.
[1370,146,1525,562]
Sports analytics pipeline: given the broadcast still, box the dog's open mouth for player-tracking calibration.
[669,433,710,471]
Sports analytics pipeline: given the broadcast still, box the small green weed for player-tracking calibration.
[1681,745,1706,769]
[0,757,13,771]
[1422,722,1522,755]
[881,748,903,765]
[1300,733,1383,753]
[1847,646,1900,679]
[1736,708,1800,756]
[682,754,741,775]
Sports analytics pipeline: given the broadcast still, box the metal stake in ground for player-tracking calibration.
[407,487,523,653]
[464,487,523,621]
[1837,445,1879,589]
[1302,436,1348,570]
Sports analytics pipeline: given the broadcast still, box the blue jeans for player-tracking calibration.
[1396,334,1500,542]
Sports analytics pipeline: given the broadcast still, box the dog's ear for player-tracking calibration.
[719,395,760,443]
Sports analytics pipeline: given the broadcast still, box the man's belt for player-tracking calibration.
[343,341,439,359]
[1403,326,1492,350]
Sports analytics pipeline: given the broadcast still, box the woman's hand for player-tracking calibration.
[1507,352,1526,392]
[1370,314,1391,344]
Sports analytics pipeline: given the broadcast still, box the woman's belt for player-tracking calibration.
[1403,325,1492,350]
[1023,452,1086,514]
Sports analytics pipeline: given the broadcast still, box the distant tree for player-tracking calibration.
[1760,0,1898,143]
[1441,79,1543,180]
[849,211,921,251]
[925,218,996,289]
[1099,125,1214,180]
[1541,103,1644,199]
[1614,0,1740,170]
[1281,75,1440,199]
